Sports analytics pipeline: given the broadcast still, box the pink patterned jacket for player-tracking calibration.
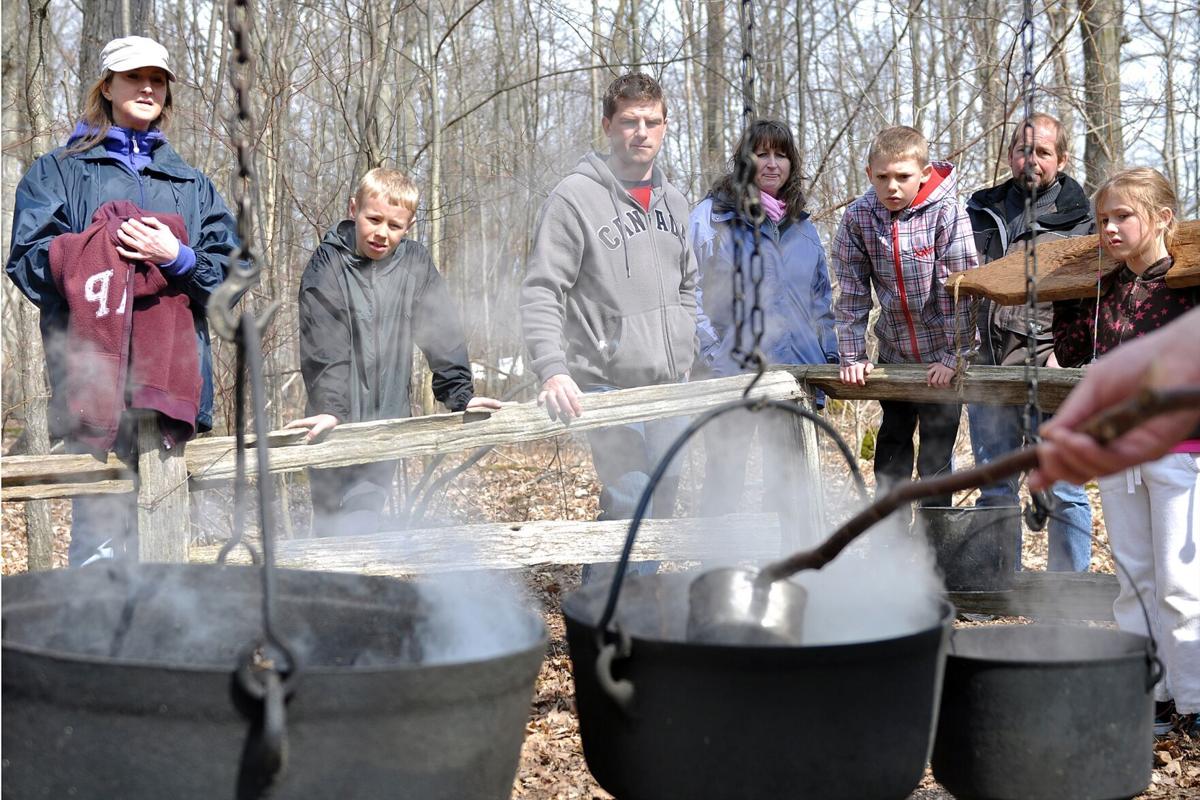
[833,161,979,370]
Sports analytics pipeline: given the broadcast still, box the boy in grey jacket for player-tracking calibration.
[520,74,698,575]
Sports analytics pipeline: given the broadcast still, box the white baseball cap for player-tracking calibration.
[99,36,177,81]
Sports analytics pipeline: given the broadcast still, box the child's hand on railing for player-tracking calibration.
[926,362,955,388]
[466,396,503,412]
[283,413,339,444]
[839,361,873,386]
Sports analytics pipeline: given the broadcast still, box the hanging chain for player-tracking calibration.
[730,0,767,395]
[207,0,279,342]
[1019,0,1042,443]
[1017,0,1054,529]
[210,0,293,790]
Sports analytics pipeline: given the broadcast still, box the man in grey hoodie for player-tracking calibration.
[521,73,698,573]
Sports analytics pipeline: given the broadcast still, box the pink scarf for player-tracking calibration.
[760,191,787,223]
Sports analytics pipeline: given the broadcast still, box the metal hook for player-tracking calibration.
[207,252,280,343]
[595,627,635,713]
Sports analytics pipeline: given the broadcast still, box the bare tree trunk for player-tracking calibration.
[79,0,152,103]
[10,0,57,570]
[629,0,641,70]
[702,0,725,191]
[908,0,922,128]
[1048,0,1077,144]
[795,4,806,157]
[592,0,603,149]
[1137,0,1181,190]
[1079,0,1124,191]
[417,0,444,416]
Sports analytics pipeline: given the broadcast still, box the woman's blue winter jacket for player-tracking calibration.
[689,195,838,378]
[6,132,238,435]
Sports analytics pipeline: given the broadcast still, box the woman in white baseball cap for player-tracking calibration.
[5,35,238,566]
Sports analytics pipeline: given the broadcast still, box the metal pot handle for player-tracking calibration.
[1110,550,1166,693]
[1015,504,1166,691]
[594,628,635,713]
[594,394,867,635]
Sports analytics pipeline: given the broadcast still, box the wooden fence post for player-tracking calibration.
[137,414,190,562]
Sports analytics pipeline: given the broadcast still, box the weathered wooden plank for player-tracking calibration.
[194,513,786,574]
[193,516,1118,623]
[2,479,134,502]
[948,219,1200,305]
[0,452,127,485]
[0,367,1084,499]
[949,571,1118,621]
[0,372,797,498]
[186,370,805,485]
[136,416,189,563]
[792,364,1081,409]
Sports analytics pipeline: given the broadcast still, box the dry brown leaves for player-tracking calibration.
[2,416,1197,798]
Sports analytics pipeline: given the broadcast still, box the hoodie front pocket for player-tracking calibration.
[605,308,672,386]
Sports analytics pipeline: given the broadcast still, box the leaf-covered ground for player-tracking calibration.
[3,406,1197,797]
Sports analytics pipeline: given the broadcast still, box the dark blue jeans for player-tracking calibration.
[581,386,690,584]
[968,403,1092,571]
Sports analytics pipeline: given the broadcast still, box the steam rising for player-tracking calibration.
[416,570,540,664]
[793,515,944,644]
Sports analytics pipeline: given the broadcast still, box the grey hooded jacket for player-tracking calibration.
[298,220,474,423]
[520,152,698,389]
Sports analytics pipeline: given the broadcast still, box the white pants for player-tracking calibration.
[1098,453,1200,713]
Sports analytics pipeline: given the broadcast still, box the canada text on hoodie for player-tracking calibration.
[520,152,698,389]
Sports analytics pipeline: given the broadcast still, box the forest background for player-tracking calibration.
[1,0,1198,540]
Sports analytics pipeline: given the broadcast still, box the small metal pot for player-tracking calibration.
[931,624,1158,800]
[917,505,1021,591]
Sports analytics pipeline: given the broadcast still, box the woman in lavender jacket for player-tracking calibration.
[688,119,837,519]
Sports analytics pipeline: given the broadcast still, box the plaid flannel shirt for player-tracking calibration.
[833,161,979,370]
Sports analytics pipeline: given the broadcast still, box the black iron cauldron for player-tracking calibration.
[931,624,1157,800]
[2,562,545,799]
[564,572,953,800]
[917,506,1021,591]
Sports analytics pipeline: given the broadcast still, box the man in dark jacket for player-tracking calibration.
[286,168,500,536]
[967,112,1094,571]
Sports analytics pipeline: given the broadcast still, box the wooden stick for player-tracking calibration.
[760,384,1200,583]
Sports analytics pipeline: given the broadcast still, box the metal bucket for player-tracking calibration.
[917,505,1020,591]
[931,624,1157,800]
[2,562,545,799]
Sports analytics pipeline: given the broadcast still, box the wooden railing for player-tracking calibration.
[2,364,1117,618]
[1,365,1081,500]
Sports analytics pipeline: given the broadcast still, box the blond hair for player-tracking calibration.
[867,126,929,167]
[355,167,419,212]
[63,71,174,156]
[1094,167,1179,249]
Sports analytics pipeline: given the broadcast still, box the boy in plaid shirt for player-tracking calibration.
[833,126,978,503]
